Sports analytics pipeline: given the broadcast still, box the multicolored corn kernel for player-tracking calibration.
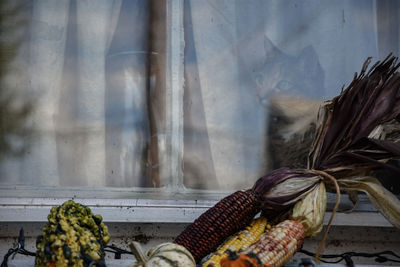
[220,220,305,267]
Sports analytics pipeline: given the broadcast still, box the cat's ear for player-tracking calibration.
[263,36,281,60]
[297,46,320,72]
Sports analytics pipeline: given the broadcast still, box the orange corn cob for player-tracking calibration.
[203,217,270,267]
[220,220,305,267]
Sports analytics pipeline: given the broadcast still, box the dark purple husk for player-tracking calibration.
[252,168,316,196]
[252,168,321,214]
[311,54,400,175]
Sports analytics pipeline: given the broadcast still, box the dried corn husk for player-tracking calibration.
[290,182,326,237]
[338,177,400,228]
[309,55,400,177]
[306,55,400,230]
[264,176,321,205]
[252,168,322,219]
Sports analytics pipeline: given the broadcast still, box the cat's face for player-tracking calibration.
[254,38,325,106]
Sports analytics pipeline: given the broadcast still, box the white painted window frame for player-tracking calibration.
[0,0,395,229]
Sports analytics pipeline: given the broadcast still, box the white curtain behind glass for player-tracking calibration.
[184,0,268,190]
[0,0,152,187]
[184,0,399,190]
[27,0,122,186]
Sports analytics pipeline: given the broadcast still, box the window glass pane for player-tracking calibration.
[2,0,400,196]
[183,0,400,190]
[0,0,163,188]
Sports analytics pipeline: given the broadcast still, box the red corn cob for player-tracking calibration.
[174,190,260,263]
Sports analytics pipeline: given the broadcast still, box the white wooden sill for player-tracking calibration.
[0,193,393,227]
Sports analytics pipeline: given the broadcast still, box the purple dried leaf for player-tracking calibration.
[253,168,321,214]
[252,168,315,196]
[310,55,400,175]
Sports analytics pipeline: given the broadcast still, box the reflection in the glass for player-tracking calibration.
[0,0,33,183]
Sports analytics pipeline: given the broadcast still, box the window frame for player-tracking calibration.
[0,0,397,230]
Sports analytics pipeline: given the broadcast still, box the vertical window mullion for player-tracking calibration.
[162,0,185,190]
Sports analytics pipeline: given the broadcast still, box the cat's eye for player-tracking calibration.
[277,80,293,91]
[254,73,264,87]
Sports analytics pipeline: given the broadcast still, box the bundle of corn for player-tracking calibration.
[35,200,110,267]
[202,217,270,267]
[175,55,400,264]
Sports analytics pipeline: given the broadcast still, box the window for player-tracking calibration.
[0,0,399,223]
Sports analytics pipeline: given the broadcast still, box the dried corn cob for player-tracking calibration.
[202,217,270,267]
[174,190,260,263]
[220,220,305,267]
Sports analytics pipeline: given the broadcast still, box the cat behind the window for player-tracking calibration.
[254,38,325,170]
[254,38,325,102]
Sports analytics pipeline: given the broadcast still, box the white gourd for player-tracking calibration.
[128,242,196,267]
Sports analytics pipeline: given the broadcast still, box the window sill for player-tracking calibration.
[0,195,393,227]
